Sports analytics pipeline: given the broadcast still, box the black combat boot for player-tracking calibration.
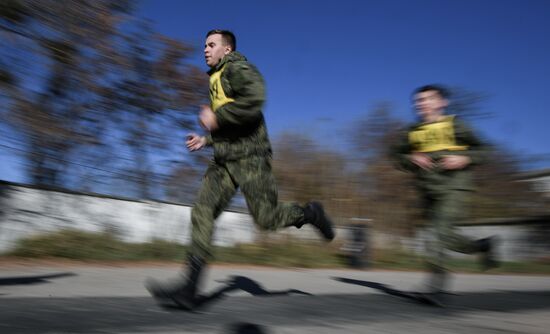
[145,255,205,310]
[475,236,499,270]
[299,201,335,241]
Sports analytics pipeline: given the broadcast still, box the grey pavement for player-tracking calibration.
[1,263,550,333]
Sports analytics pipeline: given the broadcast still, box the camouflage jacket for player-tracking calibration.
[391,115,488,193]
[205,51,271,161]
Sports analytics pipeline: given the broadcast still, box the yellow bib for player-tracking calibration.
[209,65,235,112]
[408,116,468,152]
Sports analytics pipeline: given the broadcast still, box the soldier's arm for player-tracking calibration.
[214,62,265,129]
[205,134,213,146]
[454,118,489,165]
[390,128,417,171]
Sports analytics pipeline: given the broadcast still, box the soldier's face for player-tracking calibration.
[414,90,448,123]
[204,34,231,68]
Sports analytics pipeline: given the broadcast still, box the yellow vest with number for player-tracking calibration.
[408,116,468,152]
[209,65,235,112]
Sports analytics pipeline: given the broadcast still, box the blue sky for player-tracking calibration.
[138,0,550,160]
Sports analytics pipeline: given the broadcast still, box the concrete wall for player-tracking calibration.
[0,182,257,252]
[1,181,549,261]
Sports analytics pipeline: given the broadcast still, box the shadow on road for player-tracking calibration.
[333,276,550,312]
[194,275,312,309]
[226,322,269,334]
[158,275,312,312]
[2,287,550,333]
[334,277,423,301]
[0,272,76,286]
[2,275,550,333]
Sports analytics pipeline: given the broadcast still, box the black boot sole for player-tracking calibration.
[145,279,196,311]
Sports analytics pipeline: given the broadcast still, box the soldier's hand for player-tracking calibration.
[410,153,434,170]
[186,133,207,152]
[440,155,471,170]
[199,105,218,132]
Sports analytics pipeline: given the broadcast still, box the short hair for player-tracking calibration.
[413,84,450,99]
[206,29,237,51]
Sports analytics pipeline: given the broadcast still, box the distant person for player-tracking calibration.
[145,29,335,310]
[392,84,498,305]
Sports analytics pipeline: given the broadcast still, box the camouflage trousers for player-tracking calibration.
[423,189,478,269]
[190,155,304,259]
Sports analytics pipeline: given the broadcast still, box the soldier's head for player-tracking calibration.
[204,29,236,68]
[413,84,449,123]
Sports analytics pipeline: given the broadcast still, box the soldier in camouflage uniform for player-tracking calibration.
[392,85,498,304]
[146,30,335,310]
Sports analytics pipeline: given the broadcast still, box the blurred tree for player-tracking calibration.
[472,147,549,218]
[445,86,492,120]
[163,153,210,205]
[272,132,361,225]
[105,28,207,199]
[445,87,547,218]
[0,0,207,199]
[350,103,419,236]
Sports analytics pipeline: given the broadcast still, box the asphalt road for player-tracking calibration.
[1,263,549,333]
